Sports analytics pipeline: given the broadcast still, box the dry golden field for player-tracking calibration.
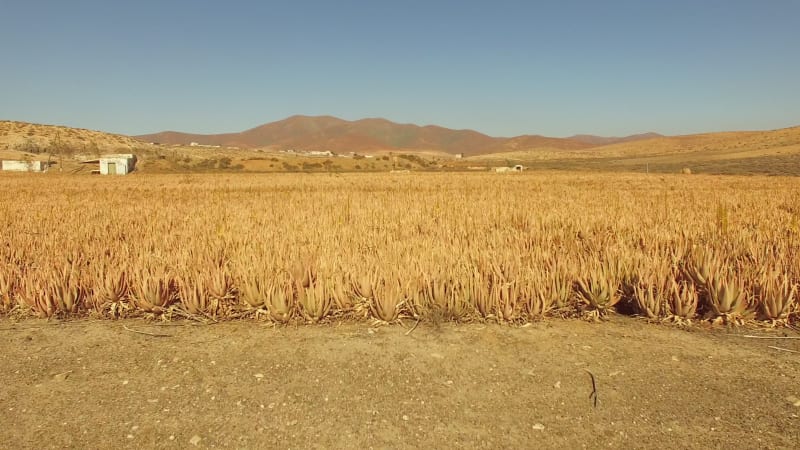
[1,171,798,326]
[3,171,800,449]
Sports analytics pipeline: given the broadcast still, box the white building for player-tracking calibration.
[494,165,524,173]
[99,154,136,175]
[1,160,48,172]
[308,150,334,157]
[97,154,137,175]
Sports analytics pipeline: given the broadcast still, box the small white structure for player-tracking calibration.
[454,153,464,159]
[308,150,334,157]
[494,165,524,173]
[1,160,47,172]
[99,154,137,175]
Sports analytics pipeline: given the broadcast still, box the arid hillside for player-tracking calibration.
[569,132,664,146]
[3,118,800,175]
[0,121,147,156]
[470,125,800,175]
[573,126,800,159]
[136,115,657,155]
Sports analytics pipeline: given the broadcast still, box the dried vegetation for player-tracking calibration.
[1,172,798,327]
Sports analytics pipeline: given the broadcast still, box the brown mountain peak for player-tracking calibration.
[135,115,591,155]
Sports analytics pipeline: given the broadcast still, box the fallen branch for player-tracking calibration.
[122,325,173,338]
[405,319,421,336]
[742,335,800,340]
[585,369,598,408]
[768,346,800,354]
[169,308,216,324]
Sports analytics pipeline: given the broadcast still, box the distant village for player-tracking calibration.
[2,138,527,176]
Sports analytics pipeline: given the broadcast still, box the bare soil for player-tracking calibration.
[1,317,799,449]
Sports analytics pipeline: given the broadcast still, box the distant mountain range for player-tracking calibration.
[136,115,664,156]
[568,132,664,146]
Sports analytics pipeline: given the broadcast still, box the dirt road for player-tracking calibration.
[1,317,798,449]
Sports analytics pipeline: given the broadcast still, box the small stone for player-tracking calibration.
[53,371,71,382]
[553,381,561,389]
[122,380,129,385]
[671,356,679,362]
[127,434,134,439]
[532,423,545,431]
[786,396,800,407]
[287,420,298,426]
[189,435,202,446]
[402,415,409,421]
[430,353,444,359]
[254,373,264,379]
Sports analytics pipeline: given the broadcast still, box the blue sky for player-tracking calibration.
[1,0,798,137]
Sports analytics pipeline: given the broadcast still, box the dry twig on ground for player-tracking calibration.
[122,325,173,338]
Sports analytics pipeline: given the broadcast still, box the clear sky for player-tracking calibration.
[1,0,798,137]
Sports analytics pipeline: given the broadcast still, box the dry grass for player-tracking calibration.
[1,171,798,326]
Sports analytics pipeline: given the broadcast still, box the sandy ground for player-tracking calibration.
[1,317,799,449]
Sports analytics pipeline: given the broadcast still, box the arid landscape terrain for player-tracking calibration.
[134,115,653,155]
[2,121,800,449]
[4,0,799,447]
[2,318,798,449]
[3,117,800,175]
